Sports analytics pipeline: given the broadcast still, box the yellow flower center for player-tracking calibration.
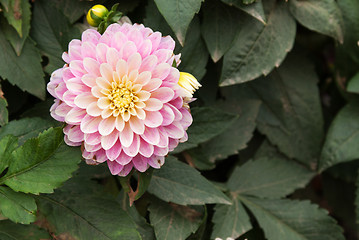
[108,86,134,112]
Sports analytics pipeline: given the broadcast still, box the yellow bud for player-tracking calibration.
[87,5,109,27]
[178,72,201,98]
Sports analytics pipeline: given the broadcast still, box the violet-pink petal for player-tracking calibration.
[96,43,109,64]
[63,91,77,107]
[153,146,169,157]
[74,93,96,109]
[122,134,140,157]
[119,123,134,148]
[80,115,102,133]
[152,63,171,80]
[66,78,90,95]
[81,41,97,59]
[139,55,158,72]
[81,29,101,44]
[158,36,175,51]
[160,104,175,126]
[66,125,84,143]
[101,130,119,150]
[132,155,148,172]
[144,98,163,111]
[115,151,133,165]
[139,138,154,158]
[144,111,163,128]
[163,122,185,139]
[148,156,165,169]
[64,135,81,147]
[106,140,122,161]
[147,32,161,53]
[84,132,102,145]
[118,163,134,177]
[107,161,124,175]
[154,49,173,64]
[69,60,86,78]
[83,57,100,76]
[54,103,72,118]
[138,39,152,58]
[142,78,162,92]
[65,108,86,124]
[84,142,102,152]
[120,41,137,60]
[141,127,160,145]
[151,87,175,103]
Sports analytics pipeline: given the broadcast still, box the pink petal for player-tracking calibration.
[107,161,124,175]
[100,63,114,82]
[83,57,100,76]
[118,162,133,176]
[135,71,151,85]
[153,146,169,156]
[141,127,160,145]
[163,122,185,139]
[106,47,120,70]
[148,156,165,169]
[66,78,90,94]
[157,128,169,148]
[81,29,101,44]
[84,142,102,152]
[144,111,163,128]
[69,60,86,78]
[116,117,125,131]
[139,138,154,158]
[169,96,183,109]
[142,78,162,92]
[144,98,163,111]
[129,117,145,135]
[151,87,174,102]
[65,108,86,124]
[154,49,173,64]
[63,91,76,107]
[62,67,75,82]
[119,123,134,148]
[91,86,104,98]
[152,63,171,80]
[101,130,119,150]
[127,28,143,47]
[81,42,97,59]
[98,116,116,136]
[165,68,180,84]
[132,155,148,172]
[84,132,101,145]
[139,55,157,72]
[81,115,102,133]
[54,102,72,118]
[66,125,84,143]
[96,43,109,64]
[54,82,67,100]
[127,53,142,72]
[74,93,97,109]
[147,32,161,53]
[120,41,137,60]
[106,140,122,161]
[115,151,132,165]
[179,108,193,128]
[158,36,175,50]
[64,135,81,146]
[160,104,175,126]
[68,39,82,61]
[138,39,152,58]
[116,59,128,78]
[122,134,140,157]
[112,31,127,51]
[87,102,102,117]
[81,74,97,87]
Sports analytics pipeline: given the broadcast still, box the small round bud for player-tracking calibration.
[86,5,109,27]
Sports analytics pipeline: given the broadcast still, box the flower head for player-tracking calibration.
[47,23,199,176]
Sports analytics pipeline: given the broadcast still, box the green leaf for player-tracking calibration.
[118,191,156,240]
[52,0,97,24]
[198,99,260,163]
[30,0,81,73]
[227,157,314,199]
[1,0,31,55]
[347,72,359,94]
[337,0,359,64]
[0,117,60,145]
[0,187,36,224]
[0,220,50,239]
[0,31,45,99]
[178,17,208,81]
[173,107,238,153]
[0,135,18,176]
[37,193,141,239]
[0,0,23,37]
[252,52,324,166]
[240,196,345,240]
[289,0,343,43]
[201,1,241,62]
[0,98,8,127]
[355,169,359,224]
[147,156,231,205]
[149,199,203,240]
[319,101,359,171]
[211,194,252,239]
[153,0,204,45]
[0,128,81,194]
[221,0,266,24]
[220,0,296,86]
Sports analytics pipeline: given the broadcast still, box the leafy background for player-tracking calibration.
[0,0,358,239]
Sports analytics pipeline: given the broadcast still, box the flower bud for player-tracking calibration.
[86,5,109,27]
[178,72,201,98]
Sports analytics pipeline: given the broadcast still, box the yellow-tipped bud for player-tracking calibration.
[178,72,201,98]
[87,5,109,27]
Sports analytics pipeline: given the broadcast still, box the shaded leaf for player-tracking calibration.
[0,135,18,176]
[30,0,81,73]
[0,117,60,145]
[227,157,314,199]
[37,192,141,240]
[320,101,359,171]
[221,0,266,23]
[289,0,343,43]
[0,186,36,224]
[253,52,324,167]
[0,0,23,37]
[174,107,238,153]
[153,0,204,45]
[211,194,251,239]
[52,0,98,24]
[347,72,359,94]
[201,0,241,62]
[149,199,203,240]
[0,31,45,99]
[1,0,31,55]
[147,156,231,205]
[220,0,296,86]
[337,0,359,63]
[0,220,50,239]
[240,196,345,240]
[0,98,8,127]
[0,128,81,194]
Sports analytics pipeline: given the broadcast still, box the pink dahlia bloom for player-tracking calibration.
[47,23,193,176]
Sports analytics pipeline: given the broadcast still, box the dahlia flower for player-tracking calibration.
[47,23,200,176]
